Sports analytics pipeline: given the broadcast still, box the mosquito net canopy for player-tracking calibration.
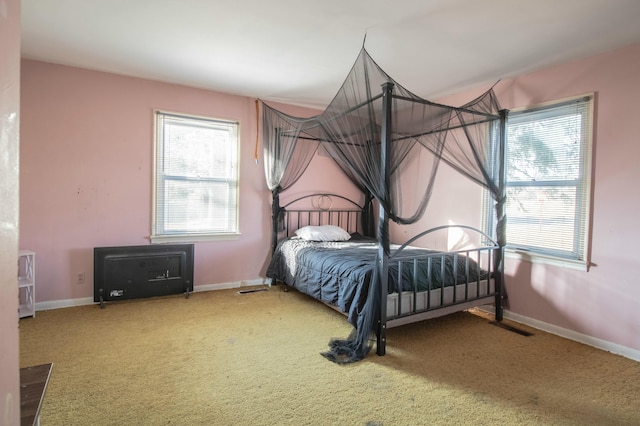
[261,46,506,363]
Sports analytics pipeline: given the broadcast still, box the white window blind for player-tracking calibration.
[153,111,239,241]
[502,95,593,263]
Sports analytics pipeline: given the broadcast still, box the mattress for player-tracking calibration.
[267,234,492,325]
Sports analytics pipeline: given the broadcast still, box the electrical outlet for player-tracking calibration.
[76,272,86,285]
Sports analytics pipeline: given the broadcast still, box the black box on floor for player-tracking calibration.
[94,244,194,305]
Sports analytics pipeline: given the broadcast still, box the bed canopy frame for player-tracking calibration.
[260,46,508,363]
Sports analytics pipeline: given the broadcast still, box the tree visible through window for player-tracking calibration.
[488,96,593,264]
[152,111,239,242]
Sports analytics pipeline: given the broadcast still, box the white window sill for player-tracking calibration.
[150,232,241,244]
[506,249,589,272]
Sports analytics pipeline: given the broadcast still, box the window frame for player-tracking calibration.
[151,110,241,244]
[485,94,594,270]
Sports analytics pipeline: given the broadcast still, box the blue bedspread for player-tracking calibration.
[266,236,490,327]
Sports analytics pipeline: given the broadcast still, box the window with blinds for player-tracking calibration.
[489,95,593,266]
[152,111,239,242]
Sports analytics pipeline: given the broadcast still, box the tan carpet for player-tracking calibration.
[19,286,640,426]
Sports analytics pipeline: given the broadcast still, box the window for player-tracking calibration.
[487,95,593,268]
[152,111,240,243]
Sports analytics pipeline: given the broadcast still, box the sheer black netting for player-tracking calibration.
[261,47,506,364]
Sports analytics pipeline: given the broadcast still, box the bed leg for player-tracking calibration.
[376,320,386,356]
[495,294,504,322]
[273,280,289,292]
[184,281,191,299]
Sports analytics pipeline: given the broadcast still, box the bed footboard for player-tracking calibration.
[270,195,503,360]
[376,225,501,355]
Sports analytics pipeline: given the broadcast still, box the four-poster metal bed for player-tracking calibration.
[262,47,508,363]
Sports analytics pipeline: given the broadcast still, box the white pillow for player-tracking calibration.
[295,225,351,242]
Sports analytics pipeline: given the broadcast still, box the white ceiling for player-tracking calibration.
[21,0,640,109]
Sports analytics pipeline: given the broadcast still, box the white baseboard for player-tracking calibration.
[192,278,270,293]
[34,278,272,311]
[36,297,95,311]
[478,307,640,363]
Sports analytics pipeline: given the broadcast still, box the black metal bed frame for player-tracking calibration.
[272,192,502,356]
[267,81,507,358]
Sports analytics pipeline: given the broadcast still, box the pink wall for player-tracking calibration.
[19,62,315,303]
[19,63,352,305]
[418,43,640,354]
[0,0,21,423]
[20,42,640,357]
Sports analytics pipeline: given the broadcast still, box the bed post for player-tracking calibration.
[494,109,509,322]
[271,127,283,254]
[376,82,394,356]
[271,188,281,254]
[362,192,375,237]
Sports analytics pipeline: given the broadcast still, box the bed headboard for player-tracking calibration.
[277,193,365,240]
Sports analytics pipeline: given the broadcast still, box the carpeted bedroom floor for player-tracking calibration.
[19,285,640,425]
